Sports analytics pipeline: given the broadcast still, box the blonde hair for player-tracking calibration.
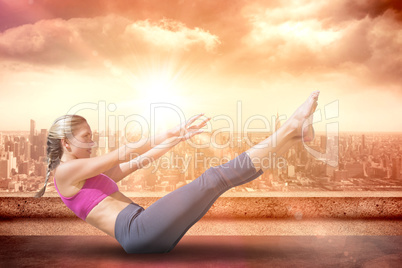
[34,115,87,198]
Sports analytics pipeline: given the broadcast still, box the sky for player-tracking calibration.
[0,0,401,134]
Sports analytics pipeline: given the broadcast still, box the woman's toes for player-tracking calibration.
[311,101,318,114]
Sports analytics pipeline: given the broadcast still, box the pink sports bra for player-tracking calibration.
[54,173,119,220]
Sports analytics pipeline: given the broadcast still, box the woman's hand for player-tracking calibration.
[170,113,211,141]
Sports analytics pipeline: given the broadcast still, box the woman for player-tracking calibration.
[35,91,319,254]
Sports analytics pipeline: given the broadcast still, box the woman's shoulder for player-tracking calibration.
[54,163,85,190]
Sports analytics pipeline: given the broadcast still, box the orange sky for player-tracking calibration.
[0,0,401,133]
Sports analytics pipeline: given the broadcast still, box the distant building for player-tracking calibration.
[34,161,46,177]
[30,119,35,143]
[326,163,337,177]
[0,160,9,178]
[370,167,387,178]
[0,178,8,190]
[38,129,47,158]
[334,170,348,181]
[13,142,20,159]
[392,157,401,179]
[345,162,364,178]
[320,135,326,153]
[18,161,29,175]
[7,151,16,175]
[288,165,295,178]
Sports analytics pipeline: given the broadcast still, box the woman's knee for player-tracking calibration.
[196,166,231,191]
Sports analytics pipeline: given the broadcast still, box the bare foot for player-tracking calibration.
[286,90,319,142]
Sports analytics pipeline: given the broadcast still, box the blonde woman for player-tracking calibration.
[35,91,319,254]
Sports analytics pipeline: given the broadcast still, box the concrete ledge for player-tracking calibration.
[1,218,402,236]
[1,192,401,219]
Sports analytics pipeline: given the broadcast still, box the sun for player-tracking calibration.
[128,66,192,133]
[139,71,173,101]
[134,65,188,106]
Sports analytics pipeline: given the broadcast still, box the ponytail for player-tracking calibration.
[33,114,86,198]
[34,158,52,198]
[34,139,62,198]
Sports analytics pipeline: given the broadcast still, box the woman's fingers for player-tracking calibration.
[201,117,211,124]
[187,116,211,129]
[185,113,205,127]
[197,117,211,129]
[179,114,210,140]
[188,121,208,130]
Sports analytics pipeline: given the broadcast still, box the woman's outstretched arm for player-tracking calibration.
[57,114,210,186]
[102,130,177,181]
[104,135,185,182]
[122,113,209,157]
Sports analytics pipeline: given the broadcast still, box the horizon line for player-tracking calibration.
[1,130,402,134]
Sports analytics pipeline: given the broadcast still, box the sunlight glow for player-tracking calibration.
[137,70,176,101]
[122,61,194,133]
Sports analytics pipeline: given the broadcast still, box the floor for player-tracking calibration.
[1,235,401,267]
[2,218,402,236]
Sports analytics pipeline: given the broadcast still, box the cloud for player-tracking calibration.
[218,0,402,86]
[1,0,401,86]
[0,15,220,68]
[124,19,220,53]
[319,0,402,23]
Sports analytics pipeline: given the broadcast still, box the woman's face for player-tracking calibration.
[65,122,95,159]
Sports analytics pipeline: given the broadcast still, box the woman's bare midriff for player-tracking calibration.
[85,191,134,238]
[54,166,135,238]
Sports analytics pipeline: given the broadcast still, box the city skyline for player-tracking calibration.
[1,1,402,132]
[1,116,402,139]
[1,116,401,194]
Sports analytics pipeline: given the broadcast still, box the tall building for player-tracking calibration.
[392,157,401,179]
[30,119,36,144]
[0,151,16,179]
[7,151,16,174]
[320,135,327,152]
[24,137,30,161]
[30,119,36,160]
[13,142,19,159]
[35,160,46,177]
[288,165,295,178]
[18,161,29,175]
[0,160,9,178]
[39,129,47,158]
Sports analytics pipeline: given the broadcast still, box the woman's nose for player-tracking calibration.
[90,140,97,148]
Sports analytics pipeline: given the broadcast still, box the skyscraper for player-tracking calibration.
[320,135,327,153]
[30,119,35,144]
[30,119,36,160]
[392,157,400,180]
[0,158,10,179]
[39,129,47,158]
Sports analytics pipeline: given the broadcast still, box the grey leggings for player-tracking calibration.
[114,152,264,254]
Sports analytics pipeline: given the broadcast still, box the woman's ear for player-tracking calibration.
[61,138,70,150]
